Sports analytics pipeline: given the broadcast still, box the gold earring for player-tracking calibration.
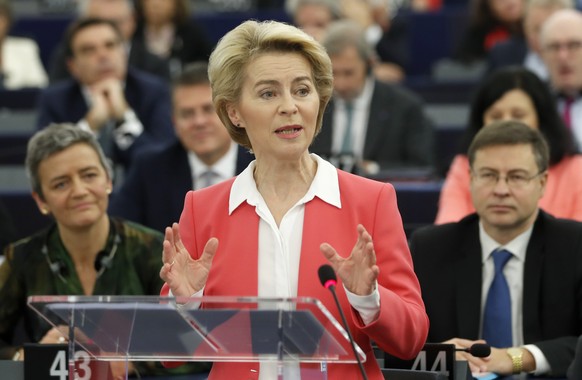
[106,188,112,194]
[40,207,49,215]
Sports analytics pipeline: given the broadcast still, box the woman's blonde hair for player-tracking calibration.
[208,20,333,150]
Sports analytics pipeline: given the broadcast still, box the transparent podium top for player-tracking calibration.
[28,295,365,364]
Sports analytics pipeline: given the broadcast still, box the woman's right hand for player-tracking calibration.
[160,223,218,297]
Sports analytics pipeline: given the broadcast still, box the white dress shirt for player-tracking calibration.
[331,77,375,160]
[188,142,238,190]
[479,220,550,375]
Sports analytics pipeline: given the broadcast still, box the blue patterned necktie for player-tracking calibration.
[482,249,513,348]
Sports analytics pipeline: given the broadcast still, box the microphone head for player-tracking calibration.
[469,343,491,358]
[318,264,337,289]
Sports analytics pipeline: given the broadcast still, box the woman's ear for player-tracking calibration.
[226,104,240,127]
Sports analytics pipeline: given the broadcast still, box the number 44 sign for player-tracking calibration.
[24,344,118,380]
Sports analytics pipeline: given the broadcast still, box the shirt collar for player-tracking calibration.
[336,76,375,110]
[479,219,534,263]
[229,154,341,215]
[188,142,238,181]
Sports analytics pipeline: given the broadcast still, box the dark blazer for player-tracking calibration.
[133,20,213,75]
[568,335,582,379]
[486,36,528,75]
[47,41,170,83]
[311,79,434,169]
[36,68,174,168]
[108,140,254,232]
[409,211,582,377]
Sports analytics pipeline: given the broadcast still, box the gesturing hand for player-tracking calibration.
[159,223,218,298]
[320,224,379,296]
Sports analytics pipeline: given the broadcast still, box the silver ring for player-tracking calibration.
[58,336,66,343]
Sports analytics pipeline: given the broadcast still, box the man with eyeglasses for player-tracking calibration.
[541,9,582,143]
[408,121,582,378]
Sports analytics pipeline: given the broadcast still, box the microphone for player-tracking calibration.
[456,343,491,358]
[318,264,368,380]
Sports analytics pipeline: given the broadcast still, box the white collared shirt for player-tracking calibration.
[188,142,238,190]
[331,77,375,159]
[230,154,380,379]
[479,219,550,375]
[558,97,582,150]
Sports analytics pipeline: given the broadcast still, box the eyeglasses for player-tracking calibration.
[471,170,545,189]
[543,40,582,54]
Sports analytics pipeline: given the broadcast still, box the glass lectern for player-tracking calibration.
[27,295,366,379]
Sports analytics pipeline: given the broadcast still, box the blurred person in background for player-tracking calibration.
[109,62,254,232]
[455,0,525,64]
[48,0,170,83]
[37,18,174,179]
[541,9,582,147]
[133,0,213,77]
[0,0,47,89]
[487,0,573,80]
[311,20,434,175]
[288,0,409,82]
[435,67,582,224]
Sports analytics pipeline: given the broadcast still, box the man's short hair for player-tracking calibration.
[468,120,550,173]
[172,61,210,90]
[64,17,124,58]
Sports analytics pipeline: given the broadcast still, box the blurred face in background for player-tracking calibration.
[330,45,368,102]
[173,83,232,166]
[483,89,539,129]
[67,23,127,85]
[141,0,176,26]
[541,11,582,96]
[489,0,524,24]
[294,4,334,42]
[524,5,561,54]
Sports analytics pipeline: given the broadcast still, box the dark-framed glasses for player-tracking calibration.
[471,170,545,189]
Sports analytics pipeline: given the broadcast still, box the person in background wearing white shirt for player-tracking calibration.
[108,62,254,232]
[36,17,174,181]
[0,0,48,89]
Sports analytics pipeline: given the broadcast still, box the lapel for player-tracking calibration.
[522,212,546,342]
[363,81,391,158]
[454,217,484,339]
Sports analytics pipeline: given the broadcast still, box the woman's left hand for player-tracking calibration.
[320,224,379,295]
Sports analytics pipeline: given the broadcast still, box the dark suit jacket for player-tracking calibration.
[47,41,170,83]
[108,140,254,232]
[311,79,434,169]
[409,211,582,377]
[486,36,528,75]
[36,68,174,168]
[568,335,582,379]
[133,20,213,75]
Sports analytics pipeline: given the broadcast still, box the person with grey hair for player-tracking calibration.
[0,123,174,377]
[0,0,47,88]
[410,120,582,378]
[487,0,574,79]
[310,19,434,176]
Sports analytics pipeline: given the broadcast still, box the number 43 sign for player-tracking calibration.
[24,344,116,380]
